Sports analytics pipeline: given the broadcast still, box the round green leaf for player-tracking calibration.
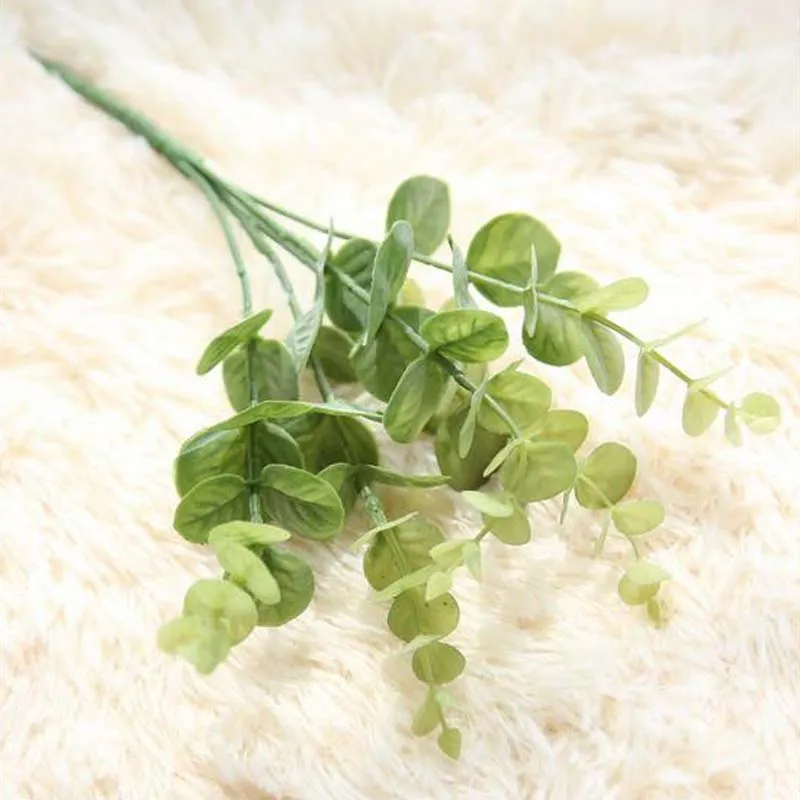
[523,272,598,365]
[325,238,376,332]
[411,690,440,737]
[420,309,509,363]
[183,578,258,646]
[462,490,514,518]
[252,422,305,471]
[351,305,434,401]
[255,548,315,627]
[485,498,531,545]
[157,615,230,675]
[196,309,273,375]
[434,408,508,491]
[466,213,561,307]
[682,389,720,437]
[384,357,450,443]
[365,220,415,344]
[626,560,671,587]
[575,442,637,509]
[173,474,249,544]
[208,521,292,548]
[478,369,552,435]
[499,440,577,504]
[310,326,358,384]
[363,519,445,591]
[739,392,781,435]
[635,351,660,417]
[388,588,460,643]
[618,575,659,606]
[438,728,462,760]
[386,175,450,256]
[260,465,344,540]
[611,500,665,536]
[212,541,281,606]
[528,409,589,451]
[174,428,247,498]
[222,338,299,412]
[412,642,466,685]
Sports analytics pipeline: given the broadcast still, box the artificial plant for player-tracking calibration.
[34,55,782,761]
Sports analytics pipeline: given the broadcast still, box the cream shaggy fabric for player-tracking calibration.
[1,1,798,798]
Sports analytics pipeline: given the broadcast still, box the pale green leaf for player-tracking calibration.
[635,350,660,417]
[425,570,453,602]
[412,642,466,685]
[196,309,273,375]
[724,405,743,446]
[449,235,475,309]
[575,442,637,509]
[486,498,531,546]
[420,309,509,364]
[387,588,460,642]
[428,540,468,570]
[682,389,720,437]
[411,690,440,737]
[458,375,490,458]
[611,500,665,536]
[527,409,589,451]
[386,175,450,256]
[212,542,281,606]
[463,541,482,581]
[438,728,462,760]
[183,578,258,646]
[462,490,515,518]
[575,277,649,314]
[208,521,292,548]
[350,512,420,551]
[500,440,577,504]
[740,392,781,435]
[581,319,625,396]
[157,615,230,675]
[478,369,552,435]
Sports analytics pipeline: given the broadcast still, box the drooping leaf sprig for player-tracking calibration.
[34,55,782,760]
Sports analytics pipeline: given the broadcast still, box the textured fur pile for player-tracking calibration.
[1,1,798,798]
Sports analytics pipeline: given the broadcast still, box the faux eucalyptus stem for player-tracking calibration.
[35,53,782,762]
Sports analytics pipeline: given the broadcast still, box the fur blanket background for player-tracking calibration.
[1,1,798,798]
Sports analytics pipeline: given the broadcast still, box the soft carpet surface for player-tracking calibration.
[1,1,798,798]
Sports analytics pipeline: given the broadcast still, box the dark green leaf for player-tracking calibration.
[740,392,781,434]
[635,351,660,417]
[581,319,625,396]
[500,440,577,504]
[384,357,450,443]
[196,310,273,375]
[412,642,466,685]
[208,521,292,548]
[388,588,460,643]
[434,408,508,491]
[310,326,358,384]
[212,542,281,606]
[466,213,561,307]
[478,369,552,435]
[182,578,258,646]
[174,428,247,498]
[486,498,531,545]
[254,548,315,627]
[386,175,450,256]
[173,474,249,544]
[682,390,720,437]
[365,220,415,344]
[528,409,589,451]
[575,442,637,509]
[523,271,598,365]
[420,309,509,363]
[260,465,344,540]
[293,414,379,473]
[438,728,462,760]
[325,238,375,332]
[252,422,305,471]
[363,519,445,591]
[351,305,434,402]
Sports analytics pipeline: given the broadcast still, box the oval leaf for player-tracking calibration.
[682,389,720,437]
[462,490,514,518]
[386,175,450,256]
[174,428,247,498]
[324,238,375,332]
[438,728,462,760]
[626,560,671,587]
[182,578,258,646]
[173,474,249,544]
[157,615,230,675]
[311,326,358,384]
[255,548,315,627]
[500,440,577,504]
[611,500,665,536]
[581,319,625,396]
[412,642,466,685]
[486,498,531,545]
[618,575,660,606]
[359,464,451,488]
[635,351,660,418]
[420,309,509,363]
[411,691,440,737]
[260,465,344,540]
[466,213,561,307]
[196,309,273,375]
[739,392,781,435]
[575,442,637,509]
[575,277,649,314]
[528,409,589,452]
[208,521,292,548]
[365,220,415,344]
[222,338,299,412]
[384,357,450,443]
[212,542,281,606]
[449,236,475,309]
[478,369,552,435]
[425,571,453,603]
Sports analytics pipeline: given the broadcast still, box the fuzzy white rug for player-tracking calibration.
[1,1,798,798]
